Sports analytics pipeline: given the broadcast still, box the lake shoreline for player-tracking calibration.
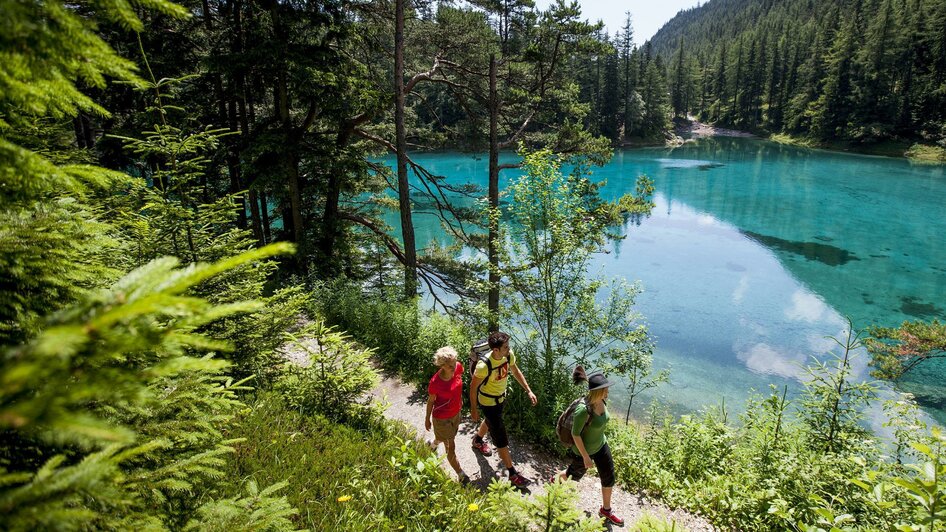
[675,117,758,139]
[669,117,946,164]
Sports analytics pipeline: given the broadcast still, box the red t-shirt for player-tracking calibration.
[428,362,463,419]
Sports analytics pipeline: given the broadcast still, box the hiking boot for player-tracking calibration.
[471,439,492,456]
[599,507,624,526]
[508,472,530,487]
[459,473,471,486]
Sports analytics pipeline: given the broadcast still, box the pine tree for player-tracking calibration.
[0,0,302,528]
[730,40,744,126]
[619,12,637,139]
[671,38,688,117]
[0,0,181,343]
[601,41,622,142]
[714,42,729,122]
[640,58,671,139]
[854,0,900,135]
[811,13,858,139]
[765,36,788,130]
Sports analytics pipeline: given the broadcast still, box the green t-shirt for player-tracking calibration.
[473,351,516,406]
[570,401,608,455]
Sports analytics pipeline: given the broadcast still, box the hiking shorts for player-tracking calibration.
[432,413,460,441]
[565,442,615,488]
[479,401,509,449]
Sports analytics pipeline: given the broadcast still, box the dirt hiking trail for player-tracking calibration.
[368,370,717,531]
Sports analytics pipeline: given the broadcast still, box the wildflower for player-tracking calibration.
[467,503,479,512]
[337,495,352,503]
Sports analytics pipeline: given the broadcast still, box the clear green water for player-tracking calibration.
[379,137,946,424]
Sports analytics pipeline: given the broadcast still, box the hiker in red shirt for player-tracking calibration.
[424,346,469,484]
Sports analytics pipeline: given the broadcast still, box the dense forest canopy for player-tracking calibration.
[651,0,946,145]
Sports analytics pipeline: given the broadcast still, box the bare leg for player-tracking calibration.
[602,486,612,509]
[497,446,513,469]
[444,440,464,477]
[476,420,489,439]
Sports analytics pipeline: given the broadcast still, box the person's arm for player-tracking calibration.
[425,393,436,431]
[469,375,482,422]
[572,434,594,470]
[571,406,594,469]
[510,365,537,406]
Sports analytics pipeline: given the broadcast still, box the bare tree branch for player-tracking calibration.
[404,56,443,95]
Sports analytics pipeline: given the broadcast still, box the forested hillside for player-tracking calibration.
[651,0,946,150]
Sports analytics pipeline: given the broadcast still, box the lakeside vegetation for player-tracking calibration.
[648,0,946,161]
[2,0,946,530]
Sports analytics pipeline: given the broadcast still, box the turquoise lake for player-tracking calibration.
[379,137,946,425]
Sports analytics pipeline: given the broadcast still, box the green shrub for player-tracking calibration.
[608,388,924,531]
[310,281,472,383]
[185,480,298,532]
[275,320,380,422]
[0,246,295,530]
[633,512,688,532]
[482,479,604,531]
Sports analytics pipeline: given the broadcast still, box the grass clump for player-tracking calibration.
[770,133,818,147]
[905,143,946,163]
[225,392,485,530]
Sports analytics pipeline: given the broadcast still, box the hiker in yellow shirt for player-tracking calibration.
[469,331,537,487]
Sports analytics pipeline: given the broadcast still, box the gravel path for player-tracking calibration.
[281,335,717,530]
[368,370,717,531]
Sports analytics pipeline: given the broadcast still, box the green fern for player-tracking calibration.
[185,480,299,532]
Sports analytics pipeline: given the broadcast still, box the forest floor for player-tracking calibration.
[366,368,717,531]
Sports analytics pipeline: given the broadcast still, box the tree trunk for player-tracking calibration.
[204,0,247,228]
[73,117,85,148]
[73,113,95,149]
[269,4,304,245]
[319,122,351,275]
[487,54,500,332]
[394,0,417,299]
[226,98,248,229]
[236,1,264,246]
[276,72,304,244]
[321,162,341,273]
[260,191,272,243]
[239,83,263,244]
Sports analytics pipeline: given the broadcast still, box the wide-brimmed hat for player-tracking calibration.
[587,372,611,391]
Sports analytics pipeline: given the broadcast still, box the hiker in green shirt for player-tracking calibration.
[550,366,623,526]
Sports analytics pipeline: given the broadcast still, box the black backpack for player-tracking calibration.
[468,338,506,403]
